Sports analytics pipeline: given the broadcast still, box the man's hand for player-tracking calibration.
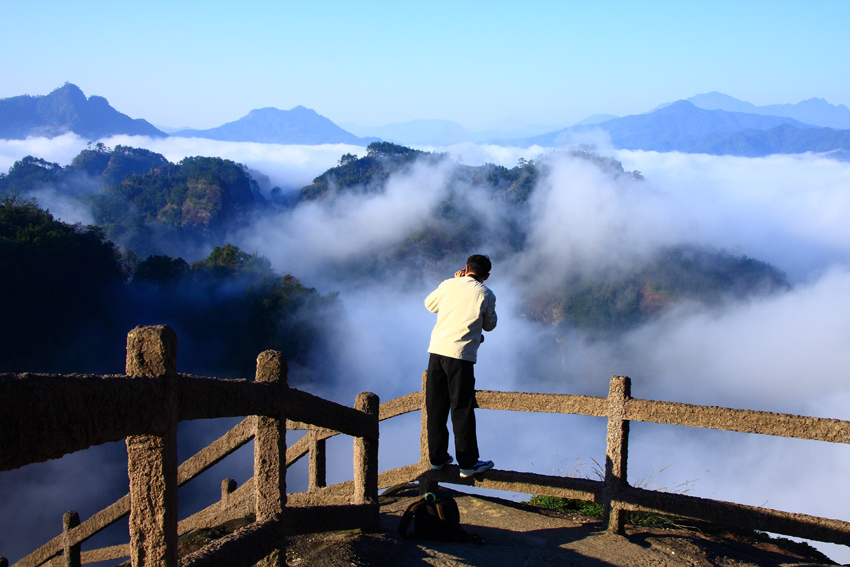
[454,269,467,278]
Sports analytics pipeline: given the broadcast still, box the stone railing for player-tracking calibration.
[295,372,850,548]
[4,327,850,567]
[422,376,850,548]
[0,325,380,567]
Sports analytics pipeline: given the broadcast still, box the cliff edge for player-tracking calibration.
[179,484,840,566]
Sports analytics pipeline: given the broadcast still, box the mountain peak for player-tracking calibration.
[656,100,699,113]
[172,105,376,146]
[50,82,88,105]
[247,107,284,116]
[796,97,832,108]
[687,92,755,112]
[0,83,166,140]
[244,106,320,119]
[53,82,85,96]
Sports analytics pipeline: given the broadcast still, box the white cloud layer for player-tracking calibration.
[234,158,455,277]
[616,151,850,282]
[0,134,367,194]
[0,133,90,172]
[4,137,850,562]
[517,152,678,282]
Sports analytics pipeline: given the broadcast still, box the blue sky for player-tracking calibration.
[2,0,849,131]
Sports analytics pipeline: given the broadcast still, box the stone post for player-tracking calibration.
[419,371,429,466]
[63,511,81,567]
[353,392,380,528]
[603,375,631,534]
[125,325,179,567]
[419,370,438,494]
[308,430,327,492]
[254,350,287,567]
[220,479,237,512]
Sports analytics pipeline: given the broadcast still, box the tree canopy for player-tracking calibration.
[0,197,337,378]
[0,142,791,376]
[0,194,125,370]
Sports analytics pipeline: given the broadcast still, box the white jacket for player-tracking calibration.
[425,276,497,362]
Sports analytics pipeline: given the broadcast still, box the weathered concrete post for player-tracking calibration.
[220,478,237,512]
[419,371,429,468]
[353,392,380,527]
[125,325,179,567]
[418,370,439,494]
[254,350,287,567]
[308,430,327,491]
[63,511,81,567]
[603,375,631,534]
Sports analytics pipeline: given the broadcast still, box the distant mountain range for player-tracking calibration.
[0,84,848,158]
[680,91,850,129]
[0,83,165,140]
[510,100,850,157]
[0,84,376,146]
[342,94,850,149]
[172,106,378,146]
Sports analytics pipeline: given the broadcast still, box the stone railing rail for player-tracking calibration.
[428,377,850,547]
[3,326,850,567]
[0,325,380,567]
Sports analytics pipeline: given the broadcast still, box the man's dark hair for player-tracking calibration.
[466,254,491,276]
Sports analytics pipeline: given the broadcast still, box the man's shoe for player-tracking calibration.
[459,460,494,478]
[431,455,453,470]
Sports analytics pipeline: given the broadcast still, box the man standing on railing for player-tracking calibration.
[424,254,497,478]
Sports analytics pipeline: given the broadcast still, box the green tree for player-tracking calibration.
[338,153,357,166]
[134,255,190,285]
[0,195,125,371]
[0,156,63,195]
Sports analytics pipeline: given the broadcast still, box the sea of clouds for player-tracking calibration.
[2,134,850,562]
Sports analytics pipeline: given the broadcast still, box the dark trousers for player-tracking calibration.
[426,353,479,469]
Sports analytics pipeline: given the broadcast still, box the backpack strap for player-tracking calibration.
[430,495,482,544]
[432,499,448,522]
[398,497,426,538]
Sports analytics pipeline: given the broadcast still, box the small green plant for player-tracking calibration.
[625,510,677,528]
[528,495,604,518]
[528,495,680,527]
[528,458,700,528]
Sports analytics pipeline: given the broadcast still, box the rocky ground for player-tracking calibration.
[182,484,842,567]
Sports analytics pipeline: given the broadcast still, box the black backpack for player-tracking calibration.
[398,492,482,544]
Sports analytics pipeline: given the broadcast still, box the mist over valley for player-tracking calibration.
[3,109,850,562]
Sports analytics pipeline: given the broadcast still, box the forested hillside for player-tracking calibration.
[0,143,265,257]
[524,245,788,332]
[295,142,786,334]
[0,141,789,378]
[0,195,336,377]
[298,142,432,200]
[0,144,168,197]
